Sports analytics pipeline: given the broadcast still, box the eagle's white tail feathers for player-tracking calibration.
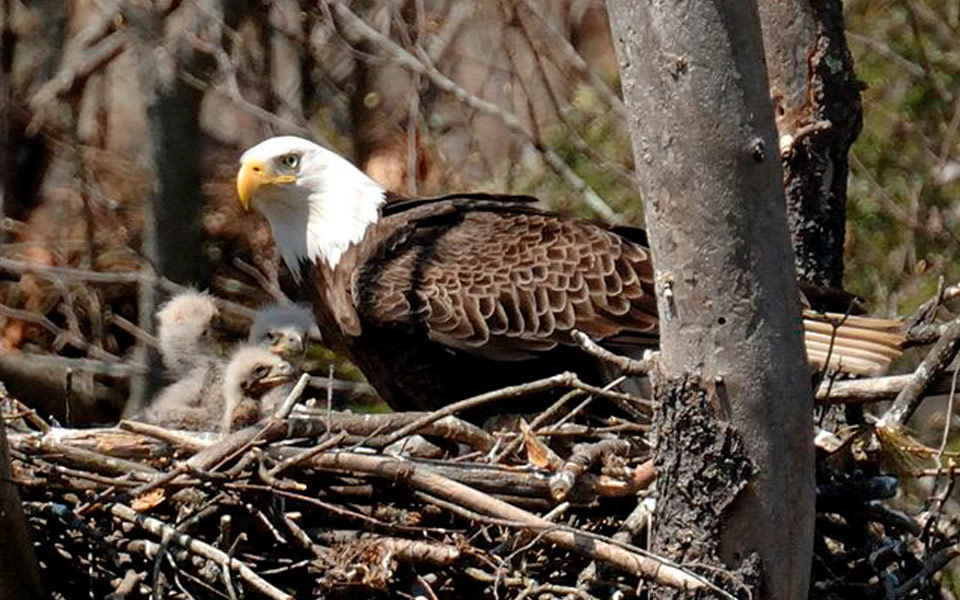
[802,311,905,376]
[594,311,903,394]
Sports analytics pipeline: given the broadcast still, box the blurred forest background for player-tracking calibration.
[0,0,956,424]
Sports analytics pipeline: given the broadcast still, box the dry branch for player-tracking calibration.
[0,257,257,320]
[881,314,960,427]
[571,330,655,375]
[109,503,293,600]
[816,370,960,404]
[323,1,620,222]
[308,451,705,592]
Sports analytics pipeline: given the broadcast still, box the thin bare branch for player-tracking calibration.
[324,1,620,222]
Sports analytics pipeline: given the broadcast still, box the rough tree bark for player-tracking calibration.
[757,0,862,288]
[607,2,815,598]
[0,404,44,600]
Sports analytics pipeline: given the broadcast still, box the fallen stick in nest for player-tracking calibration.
[288,408,496,452]
[815,370,960,404]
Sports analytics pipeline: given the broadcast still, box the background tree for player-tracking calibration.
[758,0,862,289]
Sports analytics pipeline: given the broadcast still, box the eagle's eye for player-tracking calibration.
[279,153,300,170]
[252,364,271,380]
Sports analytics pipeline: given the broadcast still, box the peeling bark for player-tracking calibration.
[651,376,760,599]
[758,0,863,288]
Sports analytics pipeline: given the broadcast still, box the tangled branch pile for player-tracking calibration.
[5,376,698,600]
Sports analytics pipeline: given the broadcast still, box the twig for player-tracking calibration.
[231,258,289,304]
[892,543,960,597]
[280,514,329,559]
[373,537,461,565]
[0,257,256,319]
[492,389,586,463]
[1,397,50,433]
[571,330,654,375]
[814,368,960,406]
[265,432,348,479]
[109,503,293,600]
[371,373,628,448]
[0,303,122,362]
[0,353,148,378]
[937,365,960,460]
[904,279,960,331]
[323,1,620,222]
[11,434,160,477]
[119,420,211,454]
[27,1,184,131]
[107,313,159,348]
[289,410,495,452]
[550,438,632,501]
[516,0,626,117]
[305,376,378,400]
[275,374,310,418]
[466,567,602,600]
[879,314,960,427]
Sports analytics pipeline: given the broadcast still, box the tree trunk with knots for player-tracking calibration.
[607,1,816,597]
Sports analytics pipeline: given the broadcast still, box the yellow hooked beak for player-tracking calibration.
[236,159,297,211]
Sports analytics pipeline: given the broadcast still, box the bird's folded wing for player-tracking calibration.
[802,311,905,376]
[360,209,659,359]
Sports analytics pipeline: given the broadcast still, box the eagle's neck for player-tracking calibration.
[259,167,386,280]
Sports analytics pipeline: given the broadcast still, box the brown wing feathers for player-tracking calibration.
[355,197,903,374]
[357,209,658,359]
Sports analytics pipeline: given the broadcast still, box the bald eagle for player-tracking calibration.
[236,136,903,413]
[249,302,317,360]
[156,290,222,378]
[143,344,296,432]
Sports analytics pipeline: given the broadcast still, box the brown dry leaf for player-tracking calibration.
[521,419,559,469]
[131,489,165,512]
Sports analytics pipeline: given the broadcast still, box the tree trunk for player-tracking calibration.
[758,0,862,288]
[135,4,213,289]
[0,408,44,600]
[606,2,815,598]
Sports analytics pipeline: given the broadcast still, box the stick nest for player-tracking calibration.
[3,379,668,600]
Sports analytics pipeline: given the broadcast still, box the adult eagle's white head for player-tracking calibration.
[236,136,386,275]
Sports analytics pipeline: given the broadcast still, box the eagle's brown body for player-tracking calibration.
[303,194,659,412]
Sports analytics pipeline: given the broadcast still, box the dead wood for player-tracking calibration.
[5,379,685,598]
[880,314,960,427]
